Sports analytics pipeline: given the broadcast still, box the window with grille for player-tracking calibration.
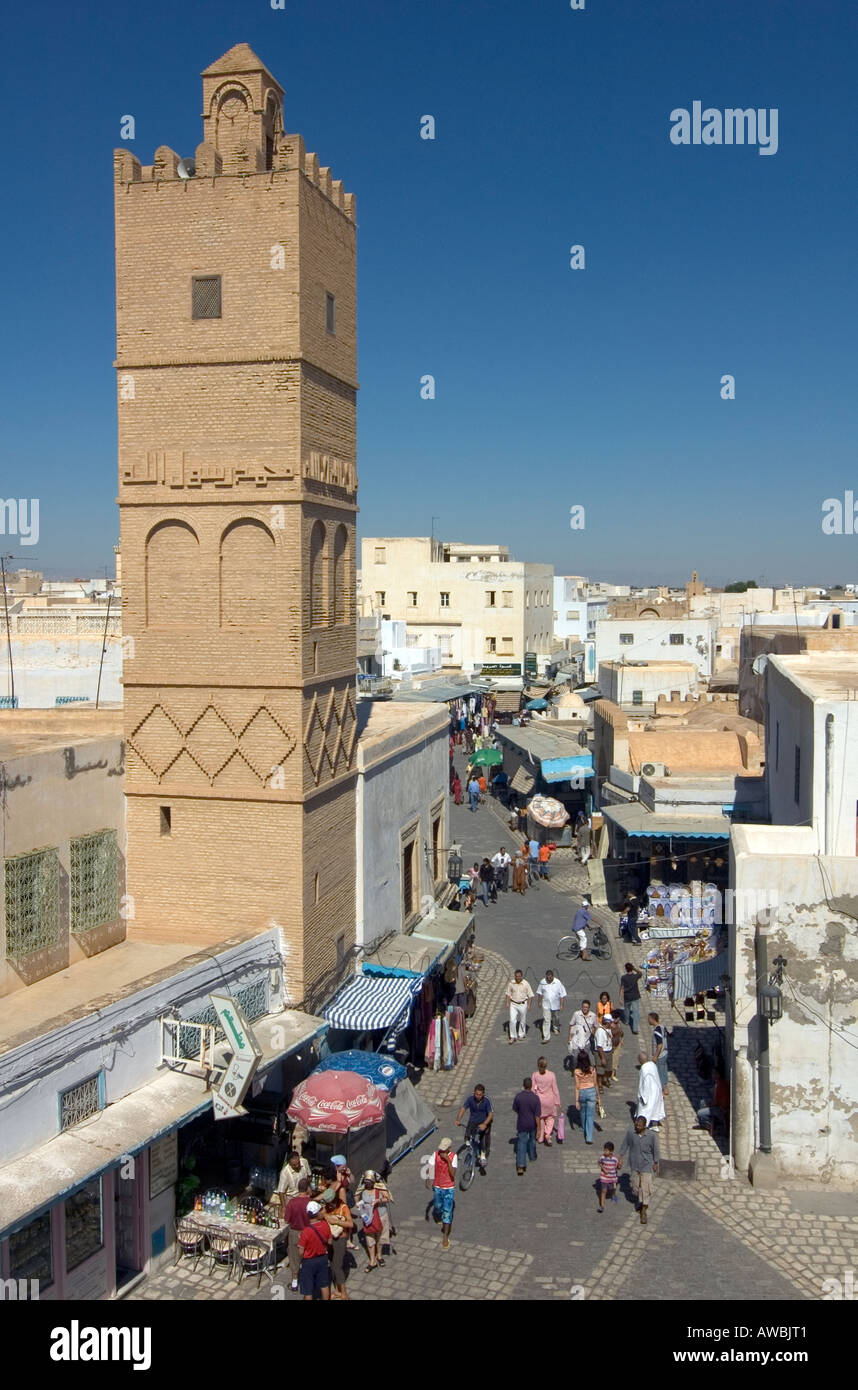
[8,1211,53,1287]
[60,1075,102,1132]
[632,690,643,706]
[440,592,450,607]
[326,292,336,335]
[191,275,222,319]
[65,1179,103,1272]
[5,847,61,959]
[70,831,118,935]
[619,633,634,645]
[178,980,268,1060]
[669,633,684,645]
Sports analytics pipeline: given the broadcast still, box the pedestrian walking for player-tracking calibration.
[322,1186,354,1299]
[594,1014,614,1088]
[597,1141,620,1212]
[491,846,511,893]
[452,773,462,805]
[506,969,534,1043]
[537,968,567,1041]
[636,1051,666,1127]
[596,991,614,1023]
[576,812,592,864]
[297,1201,333,1300]
[618,962,643,1034]
[527,836,541,886]
[621,892,641,944]
[426,1138,457,1250]
[538,842,552,879]
[284,1177,313,1292]
[532,1056,562,1145]
[649,1012,670,1092]
[357,1170,389,1270]
[609,1012,625,1072]
[512,1077,541,1174]
[330,1154,358,1251]
[467,775,480,811]
[512,846,528,895]
[619,1116,660,1224]
[573,1051,601,1144]
[568,999,596,1056]
[478,856,494,906]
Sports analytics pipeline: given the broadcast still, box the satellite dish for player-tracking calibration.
[752,655,768,675]
[177,157,196,180]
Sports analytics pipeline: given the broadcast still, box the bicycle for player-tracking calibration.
[457,1124,489,1190]
[556,926,613,961]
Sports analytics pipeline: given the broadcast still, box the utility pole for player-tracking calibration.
[95,589,113,709]
[0,554,15,707]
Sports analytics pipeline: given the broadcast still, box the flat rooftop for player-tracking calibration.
[770,653,858,701]
[0,707,123,760]
[600,660,698,672]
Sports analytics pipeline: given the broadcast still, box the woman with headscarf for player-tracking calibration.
[512,846,528,895]
[531,1055,562,1145]
[452,772,463,805]
[356,1171,386,1271]
[636,1051,666,1127]
[322,1185,354,1299]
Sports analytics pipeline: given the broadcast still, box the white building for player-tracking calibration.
[361,537,554,678]
[595,618,716,679]
[0,605,123,708]
[730,823,858,1186]
[597,659,699,708]
[765,653,858,856]
[354,700,450,951]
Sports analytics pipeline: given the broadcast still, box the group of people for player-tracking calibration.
[459,840,554,909]
[276,1150,394,1300]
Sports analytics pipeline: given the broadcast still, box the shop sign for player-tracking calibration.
[149,1132,178,1198]
[524,651,538,677]
[481,662,521,676]
[210,994,264,1121]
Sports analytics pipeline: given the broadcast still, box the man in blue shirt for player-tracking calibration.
[527,837,540,886]
[512,1077,542,1175]
[572,894,593,961]
[456,1085,493,1174]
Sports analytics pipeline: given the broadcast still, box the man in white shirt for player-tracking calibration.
[505,969,534,1044]
[275,1149,312,1199]
[537,969,568,1041]
[491,846,512,893]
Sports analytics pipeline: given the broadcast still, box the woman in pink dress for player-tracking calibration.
[531,1056,562,1145]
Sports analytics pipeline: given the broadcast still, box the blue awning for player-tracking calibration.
[541,754,594,783]
[323,972,424,1031]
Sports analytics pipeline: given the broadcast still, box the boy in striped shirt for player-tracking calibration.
[597,1141,620,1211]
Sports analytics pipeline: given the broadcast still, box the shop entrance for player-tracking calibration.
[114,1167,144,1290]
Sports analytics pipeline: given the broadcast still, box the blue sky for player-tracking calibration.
[3,0,857,584]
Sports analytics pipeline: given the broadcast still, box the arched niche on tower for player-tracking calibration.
[219,518,277,627]
[309,520,328,628]
[210,81,253,158]
[145,519,202,628]
[332,523,351,625]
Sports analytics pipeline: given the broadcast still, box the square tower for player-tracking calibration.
[113,44,358,1004]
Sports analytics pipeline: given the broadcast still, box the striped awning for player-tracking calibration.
[323,971,424,1032]
[511,765,536,794]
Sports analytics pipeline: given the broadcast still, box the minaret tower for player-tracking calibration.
[113,44,358,1001]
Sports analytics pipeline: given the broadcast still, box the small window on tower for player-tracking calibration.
[191,276,222,320]
[325,293,336,335]
[160,806,172,836]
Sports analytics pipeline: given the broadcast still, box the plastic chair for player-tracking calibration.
[174,1216,205,1269]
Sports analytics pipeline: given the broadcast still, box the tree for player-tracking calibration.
[724,580,759,593]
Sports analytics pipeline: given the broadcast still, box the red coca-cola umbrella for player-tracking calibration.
[287,1070,389,1134]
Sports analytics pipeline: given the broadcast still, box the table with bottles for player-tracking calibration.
[186,1194,285,1253]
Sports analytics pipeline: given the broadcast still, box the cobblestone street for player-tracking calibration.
[131,788,858,1303]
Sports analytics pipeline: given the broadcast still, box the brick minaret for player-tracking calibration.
[113,44,358,1002]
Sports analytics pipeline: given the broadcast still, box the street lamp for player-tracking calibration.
[447,850,463,884]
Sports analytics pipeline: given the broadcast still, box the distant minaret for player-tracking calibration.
[114,44,358,1000]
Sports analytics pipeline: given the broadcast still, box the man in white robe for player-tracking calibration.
[636,1053,666,1126]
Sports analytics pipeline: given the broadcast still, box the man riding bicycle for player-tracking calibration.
[573,894,594,962]
[455,1084,494,1175]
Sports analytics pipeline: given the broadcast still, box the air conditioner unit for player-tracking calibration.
[641,761,666,777]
